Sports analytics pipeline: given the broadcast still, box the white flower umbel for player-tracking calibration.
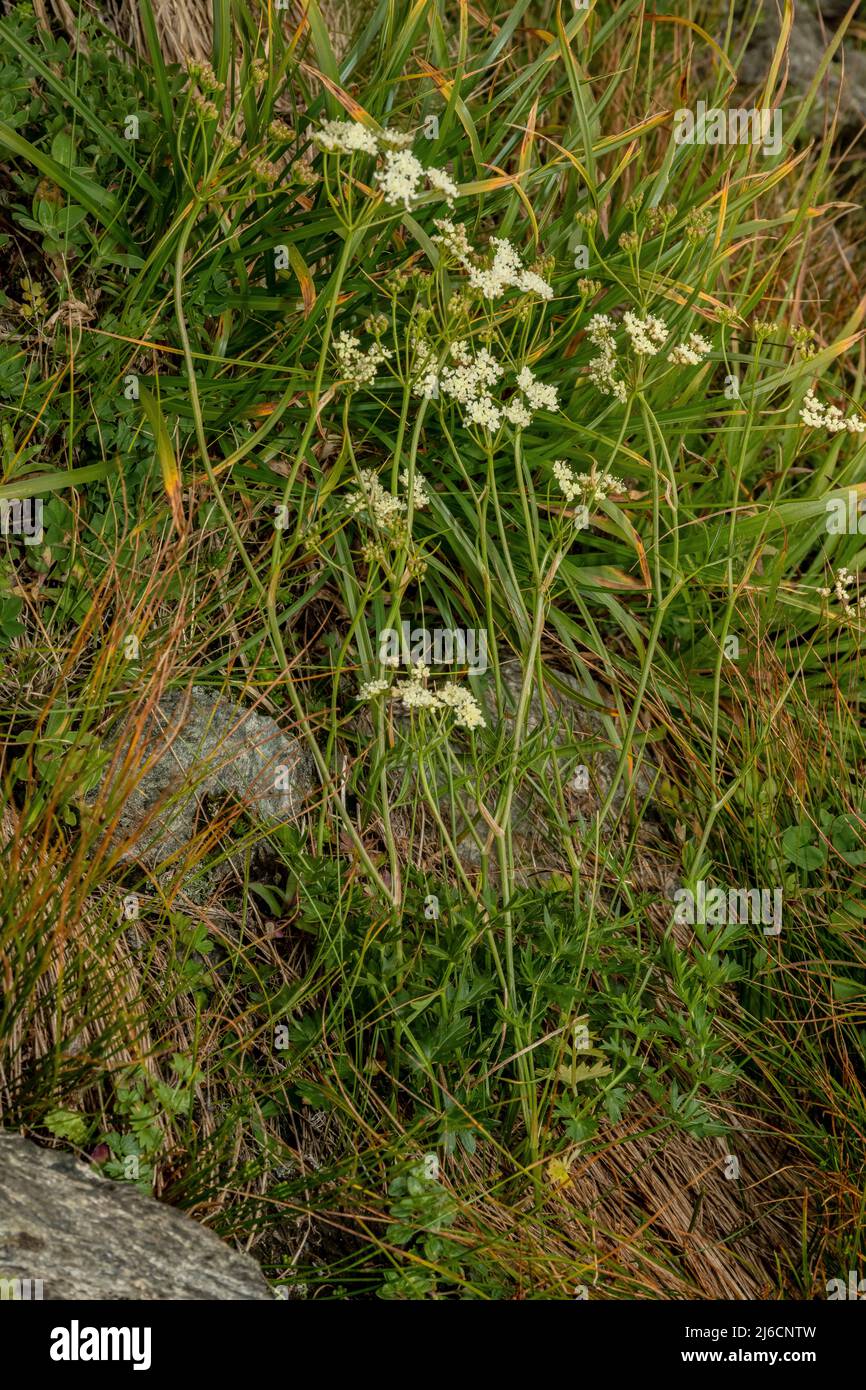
[394,662,442,711]
[432,221,553,300]
[409,332,439,399]
[667,331,713,366]
[468,237,553,300]
[379,129,415,149]
[315,119,379,156]
[799,388,866,434]
[400,469,430,510]
[376,150,459,210]
[358,678,391,700]
[504,399,532,428]
[375,663,487,729]
[515,365,559,413]
[438,344,559,433]
[440,341,505,431]
[436,683,486,729]
[426,167,459,203]
[622,311,667,356]
[334,331,391,390]
[586,314,627,402]
[820,567,866,622]
[376,149,425,208]
[553,460,623,506]
[345,468,406,529]
[586,314,617,347]
[431,218,473,261]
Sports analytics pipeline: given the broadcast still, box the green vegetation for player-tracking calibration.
[1,0,864,1299]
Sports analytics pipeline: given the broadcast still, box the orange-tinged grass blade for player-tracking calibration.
[138,384,184,535]
[297,63,381,134]
[287,243,316,318]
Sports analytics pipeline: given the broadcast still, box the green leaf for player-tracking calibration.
[44,1108,89,1145]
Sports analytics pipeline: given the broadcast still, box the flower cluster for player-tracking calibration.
[312,120,458,211]
[433,220,554,301]
[439,342,559,432]
[345,468,430,532]
[409,332,439,399]
[516,366,559,412]
[553,461,623,506]
[799,389,866,435]
[440,341,504,430]
[376,149,458,209]
[357,662,486,729]
[623,311,667,356]
[334,331,392,390]
[585,312,713,399]
[186,58,223,94]
[314,118,379,156]
[586,315,627,402]
[358,678,391,700]
[819,568,866,622]
[667,331,713,366]
[400,469,430,510]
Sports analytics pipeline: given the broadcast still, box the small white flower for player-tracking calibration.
[440,343,505,432]
[800,388,864,434]
[432,218,473,261]
[376,151,460,210]
[436,683,486,729]
[345,468,406,529]
[587,314,617,347]
[667,332,713,366]
[400,469,430,509]
[334,331,391,389]
[379,128,415,149]
[409,331,439,399]
[376,148,425,208]
[426,166,459,204]
[553,460,622,507]
[505,399,532,428]
[464,394,503,430]
[467,237,553,300]
[518,270,554,300]
[516,365,559,413]
[358,679,392,700]
[585,315,626,400]
[623,311,667,356]
[315,120,379,156]
[433,222,552,299]
[396,684,441,709]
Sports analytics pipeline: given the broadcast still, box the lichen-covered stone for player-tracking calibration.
[0,1133,272,1300]
[95,686,313,883]
[736,4,866,139]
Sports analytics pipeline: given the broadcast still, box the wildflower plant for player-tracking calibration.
[0,0,864,1310]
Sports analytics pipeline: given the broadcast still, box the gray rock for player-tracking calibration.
[737,3,866,138]
[96,686,313,882]
[0,1132,272,1300]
